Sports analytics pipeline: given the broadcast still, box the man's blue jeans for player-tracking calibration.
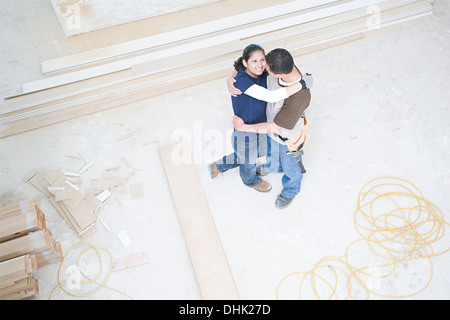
[263,136,304,199]
[215,130,267,187]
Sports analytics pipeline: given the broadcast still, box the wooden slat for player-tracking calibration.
[0,230,53,264]
[0,275,33,297]
[0,199,46,243]
[0,54,235,137]
[0,278,38,300]
[0,255,37,288]
[159,140,240,300]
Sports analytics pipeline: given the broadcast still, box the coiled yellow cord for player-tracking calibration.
[276,176,449,300]
[49,242,133,300]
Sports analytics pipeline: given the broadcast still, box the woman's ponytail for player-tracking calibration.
[233,56,245,71]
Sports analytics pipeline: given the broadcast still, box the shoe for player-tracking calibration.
[275,194,294,209]
[248,179,272,193]
[208,162,220,179]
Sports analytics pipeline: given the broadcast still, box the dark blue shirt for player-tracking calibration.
[232,69,268,124]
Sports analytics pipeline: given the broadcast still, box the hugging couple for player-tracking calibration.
[208,44,313,210]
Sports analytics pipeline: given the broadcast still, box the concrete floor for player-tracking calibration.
[1,1,449,300]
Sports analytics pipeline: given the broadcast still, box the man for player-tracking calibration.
[232,48,312,209]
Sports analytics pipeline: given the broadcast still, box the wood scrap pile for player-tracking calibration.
[24,167,119,239]
[0,199,63,300]
[0,0,433,139]
[23,155,135,239]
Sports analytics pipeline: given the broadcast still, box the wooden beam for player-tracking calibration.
[0,230,52,263]
[0,255,37,289]
[159,140,240,300]
[0,199,46,243]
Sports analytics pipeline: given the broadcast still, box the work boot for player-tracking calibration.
[275,194,294,209]
[248,179,272,193]
[208,162,220,179]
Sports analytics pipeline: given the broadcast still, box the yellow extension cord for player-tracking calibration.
[276,176,449,300]
[49,242,133,300]
[48,177,447,300]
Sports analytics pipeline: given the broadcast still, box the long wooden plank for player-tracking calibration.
[159,140,240,300]
[0,255,37,296]
[22,0,387,94]
[0,230,51,263]
[2,0,430,123]
[0,0,427,114]
[0,13,429,138]
[0,255,37,286]
[0,213,44,243]
[0,275,34,297]
[0,199,37,217]
[41,0,338,74]
[0,200,46,243]
[0,57,233,139]
[0,0,432,139]
[0,278,38,300]
[1,54,237,124]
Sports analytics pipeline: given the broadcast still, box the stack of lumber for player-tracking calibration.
[0,0,433,139]
[0,199,46,243]
[0,255,39,300]
[0,199,63,300]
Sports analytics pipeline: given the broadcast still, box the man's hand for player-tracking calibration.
[233,115,246,131]
[227,77,242,97]
[300,73,314,90]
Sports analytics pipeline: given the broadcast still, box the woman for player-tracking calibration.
[208,44,304,192]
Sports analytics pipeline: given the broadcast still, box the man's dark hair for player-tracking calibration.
[266,48,294,74]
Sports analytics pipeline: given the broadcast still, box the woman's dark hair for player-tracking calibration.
[233,44,265,71]
[265,48,294,74]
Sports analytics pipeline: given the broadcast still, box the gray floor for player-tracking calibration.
[1,0,449,300]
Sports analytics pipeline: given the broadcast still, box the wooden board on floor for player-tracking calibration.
[159,140,240,300]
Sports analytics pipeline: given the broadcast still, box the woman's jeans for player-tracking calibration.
[215,130,267,187]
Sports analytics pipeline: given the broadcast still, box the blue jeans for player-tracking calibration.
[263,136,304,199]
[215,130,267,187]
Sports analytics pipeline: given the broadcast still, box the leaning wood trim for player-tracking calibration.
[22,0,387,94]
[1,0,427,113]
